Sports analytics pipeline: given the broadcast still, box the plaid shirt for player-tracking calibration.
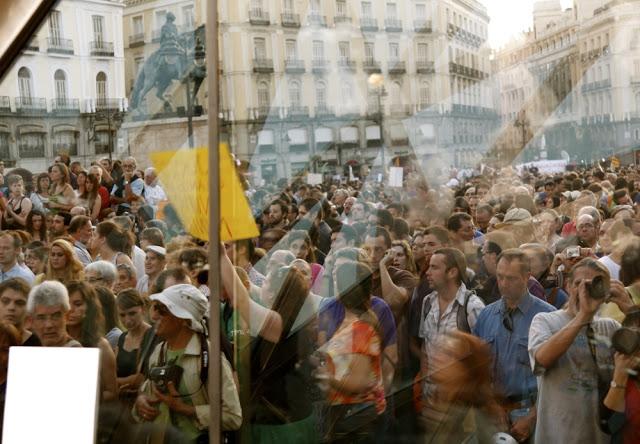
[418,283,485,357]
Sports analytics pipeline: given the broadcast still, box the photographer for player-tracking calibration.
[133,284,241,441]
[529,258,622,444]
[604,310,640,442]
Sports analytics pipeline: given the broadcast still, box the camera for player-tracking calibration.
[586,275,607,300]
[149,364,183,392]
[566,246,581,259]
[611,328,640,355]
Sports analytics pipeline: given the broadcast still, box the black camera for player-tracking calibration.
[612,328,640,355]
[149,364,184,392]
[586,275,608,300]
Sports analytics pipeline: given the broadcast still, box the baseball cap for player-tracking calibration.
[146,245,167,257]
[150,284,208,332]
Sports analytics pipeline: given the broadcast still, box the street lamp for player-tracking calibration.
[182,38,207,148]
[368,73,387,179]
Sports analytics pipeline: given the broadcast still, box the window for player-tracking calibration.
[289,81,301,107]
[361,1,372,18]
[285,40,297,60]
[338,41,350,60]
[337,0,346,15]
[53,131,77,156]
[258,82,270,107]
[254,38,266,59]
[0,133,9,159]
[420,82,430,105]
[386,3,397,18]
[389,42,399,60]
[18,133,45,158]
[18,67,33,99]
[183,5,195,28]
[96,72,107,101]
[92,16,105,44]
[364,42,375,61]
[310,0,320,13]
[283,0,294,13]
[316,81,327,107]
[417,43,428,61]
[416,4,426,18]
[94,131,113,155]
[49,10,62,42]
[132,16,143,35]
[54,70,67,101]
[313,40,324,60]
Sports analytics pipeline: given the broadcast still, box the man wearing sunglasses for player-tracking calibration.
[474,249,554,443]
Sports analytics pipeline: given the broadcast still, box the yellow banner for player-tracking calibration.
[150,144,259,241]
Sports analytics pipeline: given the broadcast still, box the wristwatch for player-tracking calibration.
[610,380,625,390]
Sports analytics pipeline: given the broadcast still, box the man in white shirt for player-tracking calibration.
[143,167,167,209]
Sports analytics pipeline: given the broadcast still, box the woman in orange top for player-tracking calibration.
[318,261,385,443]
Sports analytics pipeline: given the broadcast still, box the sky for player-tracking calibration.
[485,0,574,49]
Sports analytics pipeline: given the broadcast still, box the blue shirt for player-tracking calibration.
[473,293,555,400]
[0,263,35,285]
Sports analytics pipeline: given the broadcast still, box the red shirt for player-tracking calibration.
[98,186,110,211]
[625,380,640,444]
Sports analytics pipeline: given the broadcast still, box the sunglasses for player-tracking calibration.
[502,310,514,332]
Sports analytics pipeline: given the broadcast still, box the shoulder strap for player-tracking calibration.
[456,291,472,333]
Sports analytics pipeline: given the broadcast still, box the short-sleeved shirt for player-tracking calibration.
[528,310,620,444]
[0,263,35,285]
[320,320,386,414]
[371,267,418,308]
[319,296,397,348]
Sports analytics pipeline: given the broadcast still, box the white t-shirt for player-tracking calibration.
[597,255,620,281]
[132,245,146,280]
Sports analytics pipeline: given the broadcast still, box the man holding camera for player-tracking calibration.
[529,258,622,444]
[474,249,555,442]
[134,284,241,441]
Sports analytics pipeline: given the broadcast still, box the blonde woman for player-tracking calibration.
[40,239,84,285]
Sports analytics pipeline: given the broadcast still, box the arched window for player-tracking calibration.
[289,81,301,107]
[54,69,67,102]
[315,81,326,107]
[18,67,33,99]
[257,81,270,108]
[96,72,107,104]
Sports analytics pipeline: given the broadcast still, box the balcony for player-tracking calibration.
[581,79,612,93]
[51,98,80,114]
[25,39,39,51]
[384,18,402,32]
[0,96,10,112]
[95,98,124,111]
[334,14,351,24]
[249,8,270,25]
[90,41,114,57]
[416,61,435,74]
[46,37,74,55]
[388,60,406,74]
[308,13,327,27]
[631,75,640,85]
[315,105,333,117]
[15,97,47,113]
[363,59,382,73]
[447,23,484,47]
[287,106,309,118]
[129,33,145,47]
[312,58,329,73]
[360,17,378,32]
[390,104,411,116]
[337,58,356,71]
[249,106,275,121]
[284,59,305,73]
[281,12,300,27]
[414,19,432,33]
[253,58,274,73]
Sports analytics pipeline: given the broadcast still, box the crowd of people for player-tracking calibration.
[0,153,640,443]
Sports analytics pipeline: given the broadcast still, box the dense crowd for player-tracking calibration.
[0,153,639,443]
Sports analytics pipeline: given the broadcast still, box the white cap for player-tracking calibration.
[150,284,208,332]
[146,245,167,257]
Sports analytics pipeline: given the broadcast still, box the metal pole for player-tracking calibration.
[186,77,194,148]
[379,91,385,179]
[206,0,221,443]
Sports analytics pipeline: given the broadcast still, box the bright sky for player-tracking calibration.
[484,0,574,49]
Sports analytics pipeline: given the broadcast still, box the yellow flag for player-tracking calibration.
[150,144,259,241]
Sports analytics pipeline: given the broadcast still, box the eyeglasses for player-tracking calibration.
[87,276,104,283]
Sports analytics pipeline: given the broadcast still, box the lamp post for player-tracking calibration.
[184,38,207,148]
[368,73,387,179]
[513,109,529,164]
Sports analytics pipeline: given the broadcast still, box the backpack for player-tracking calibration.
[422,289,474,333]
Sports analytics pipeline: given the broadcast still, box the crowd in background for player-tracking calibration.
[0,153,640,443]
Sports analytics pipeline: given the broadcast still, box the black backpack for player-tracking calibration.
[421,290,474,333]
